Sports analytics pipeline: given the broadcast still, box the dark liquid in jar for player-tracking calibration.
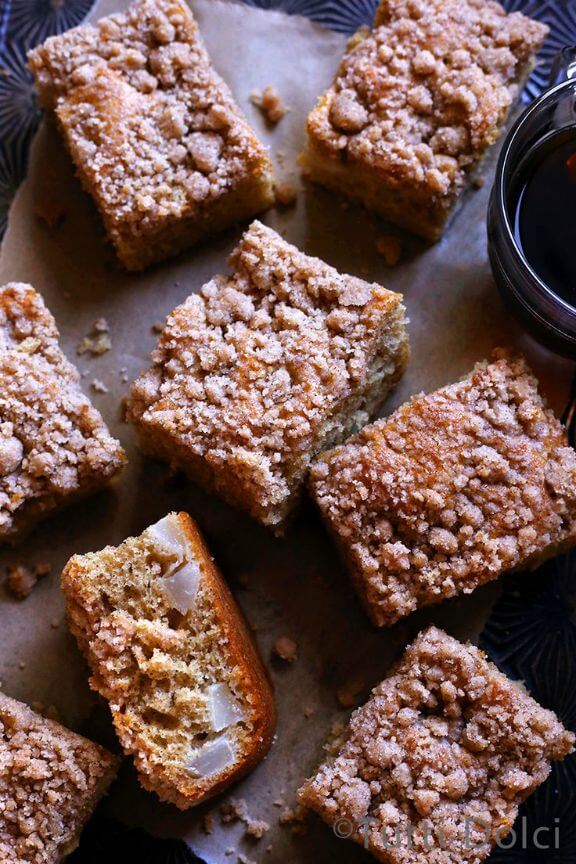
[512,128,576,306]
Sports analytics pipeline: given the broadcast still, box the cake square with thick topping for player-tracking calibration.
[0,693,119,864]
[300,0,548,241]
[28,0,275,270]
[298,627,574,864]
[310,354,576,626]
[127,221,409,532]
[0,282,125,543]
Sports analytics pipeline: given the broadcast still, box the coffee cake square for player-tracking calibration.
[310,353,576,626]
[28,0,275,270]
[298,627,574,864]
[0,282,125,543]
[300,0,548,241]
[127,221,408,532]
[0,693,119,863]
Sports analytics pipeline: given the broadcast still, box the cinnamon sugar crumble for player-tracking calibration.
[127,220,409,532]
[0,283,125,542]
[5,562,51,600]
[0,693,119,864]
[376,234,402,266]
[299,627,574,864]
[250,85,289,124]
[310,354,576,626]
[302,0,548,239]
[273,636,297,663]
[28,0,275,271]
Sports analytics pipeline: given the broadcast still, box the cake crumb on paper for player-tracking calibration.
[6,562,52,600]
[376,234,402,266]
[275,182,297,207]
[273,636,297,663]
[250,85,288,124]
[91,379,109,394]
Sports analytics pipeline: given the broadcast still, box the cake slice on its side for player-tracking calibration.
[127,220,409,533]
[0,282,125,544]
[300,0,548,241]
[0,693,119,864]
[28,0,275,270]
[298,627,574,864]
[61,512,276,809]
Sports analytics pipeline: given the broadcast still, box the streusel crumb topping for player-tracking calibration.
[308,0,548,198]
[0,693,118,864]
[128,221,406,515]
[299,627,574,864]
[310,354,576,626]
[28,0,272,234]
[0,283,125,540]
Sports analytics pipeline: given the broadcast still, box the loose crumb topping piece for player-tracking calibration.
[299,627,574,864]
[128,220,408,530]
[0,283,125,542]
[306,0,548,201]
[0,693,119,864]
[28,0,274,268]
[310,353,576,626]
[250,85,289,124]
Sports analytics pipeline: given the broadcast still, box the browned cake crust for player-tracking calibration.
[310,352,576,626]
[28,0,275,270]
[298,627,574,864]
[300,0,548,240]
[61,512,276,809]
[127,220,409,533]
[0,693,119,864]
[0,282,126,543]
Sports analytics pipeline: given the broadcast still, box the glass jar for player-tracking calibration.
[487,48,576,357]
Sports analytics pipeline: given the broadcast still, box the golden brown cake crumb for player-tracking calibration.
[376,235,402,266]
[299,627,574,864]
[310,353,576,626]
[0,692,119,864]
[61,512,276,810]
[275,181,298,207]
[5,562,51,600]
[273,636,297,663]
[28,0,275,271]
[251,85,288,124]
[301,0,548,240]
[0,283,125,543]
[127,220,409,533]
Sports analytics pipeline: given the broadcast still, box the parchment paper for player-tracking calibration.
[0,1,572,861]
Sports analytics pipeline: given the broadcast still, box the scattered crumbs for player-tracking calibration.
[275,182,297,208]
[119,367,129,383]
[375,234,402,266]
[250,85,289,124]
[5,562,52,600]
[18,661,26,670]
[276,150,286,168]
[279,804,307,834]
[473,174,486,189]
[202,813,214,835]
[225,850,234,857]
[77,330,112,357]
[93,317,109,333]
[220,798,269,841]
[273,798,285,808]
[34,198,65,227]
[336,676,365,708]
[152,321,165,333]
[266,845,273,854]
[91,378,109,394]
[273,636,297,663]
[303,705,315,718]
[238,855,255,864]
[51,619,60,629]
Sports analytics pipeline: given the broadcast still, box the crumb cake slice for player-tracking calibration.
[299,627,574,864]
[28,0,275,270]
[61,512,276,809]
[0,283,125,543]
[300,0,548,241]
[127,220,409,533]
[0,692,119,864]
[310,353,576,626]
